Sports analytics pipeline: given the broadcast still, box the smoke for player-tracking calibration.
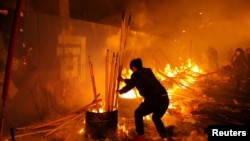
[125,0,250,35]
[119,0,250,65]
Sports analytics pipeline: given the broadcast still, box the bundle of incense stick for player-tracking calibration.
[88,56,99,112]
[114,10,132,109]
[105,10,132,112]
[105,51,119,112]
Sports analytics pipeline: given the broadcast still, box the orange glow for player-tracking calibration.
[78,128,84,135]
[118,118,129,136]
[118,58,205,102]
[118,89,141,99]
[119,69,142,99]
[106,58,205,117]
[91,107,104,113]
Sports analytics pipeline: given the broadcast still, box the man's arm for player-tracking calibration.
[118,79,135,94]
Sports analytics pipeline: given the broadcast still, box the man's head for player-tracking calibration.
[130,58,143,72]
[235,48,243,56]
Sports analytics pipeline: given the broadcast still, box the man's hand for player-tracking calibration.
[117,76,125,82]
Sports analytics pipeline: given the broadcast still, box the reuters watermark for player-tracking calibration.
[207,125,250,141]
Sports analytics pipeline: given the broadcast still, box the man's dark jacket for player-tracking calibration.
[119,68,167,100]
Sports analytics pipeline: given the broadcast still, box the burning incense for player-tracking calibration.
[105,49,110,111]
[88,56,99,112]
[116,9,127,93]
[108,53,116,111]
[115,12,132,108]
[111,53,119,109]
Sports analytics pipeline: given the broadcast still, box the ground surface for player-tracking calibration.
[6,74,250,141]
[116,76,250,141]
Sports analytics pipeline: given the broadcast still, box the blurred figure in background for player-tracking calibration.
[207,46,219,71]
[229,48,247,91]
[245,48,250,84]
[246,48,250,78]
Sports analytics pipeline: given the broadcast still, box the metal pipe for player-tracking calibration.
[0,0,24,140]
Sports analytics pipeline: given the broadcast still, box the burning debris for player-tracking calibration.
[3,55,250,141]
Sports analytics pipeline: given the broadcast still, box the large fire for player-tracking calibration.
[89,58,205,122]
[117,58,205,118]
[119,58,204,99]
[9,58,208,141]
[107,58,207,139]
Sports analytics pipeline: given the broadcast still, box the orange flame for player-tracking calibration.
[118,58,205,116]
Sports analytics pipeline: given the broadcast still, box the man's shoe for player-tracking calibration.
[162,137,175,141]
[161,134,175,141]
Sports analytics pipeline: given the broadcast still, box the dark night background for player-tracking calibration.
[1,0,250,37]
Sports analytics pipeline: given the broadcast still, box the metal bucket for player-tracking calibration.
[85,110,118,139]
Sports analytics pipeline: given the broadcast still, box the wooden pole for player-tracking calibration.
[157,70,195,92]
[117,12,132,90]
[6,129,51,140]
[105,49,109,111]
[88,56,99,112]
[0,0,24,140]
[16,99,101,131]
[44,113,83,136]
[13,99,102,139]
[111,53,119,109]
[114,12,132,108]
[108,53,115,111]
[116,9,126,91]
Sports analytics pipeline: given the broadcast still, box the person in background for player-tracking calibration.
[245,48,250,84]
[230,48,247,91]
[207,46,219,71]
[117,58,172,141]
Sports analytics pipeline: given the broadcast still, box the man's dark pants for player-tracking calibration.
[134,95,169,136]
